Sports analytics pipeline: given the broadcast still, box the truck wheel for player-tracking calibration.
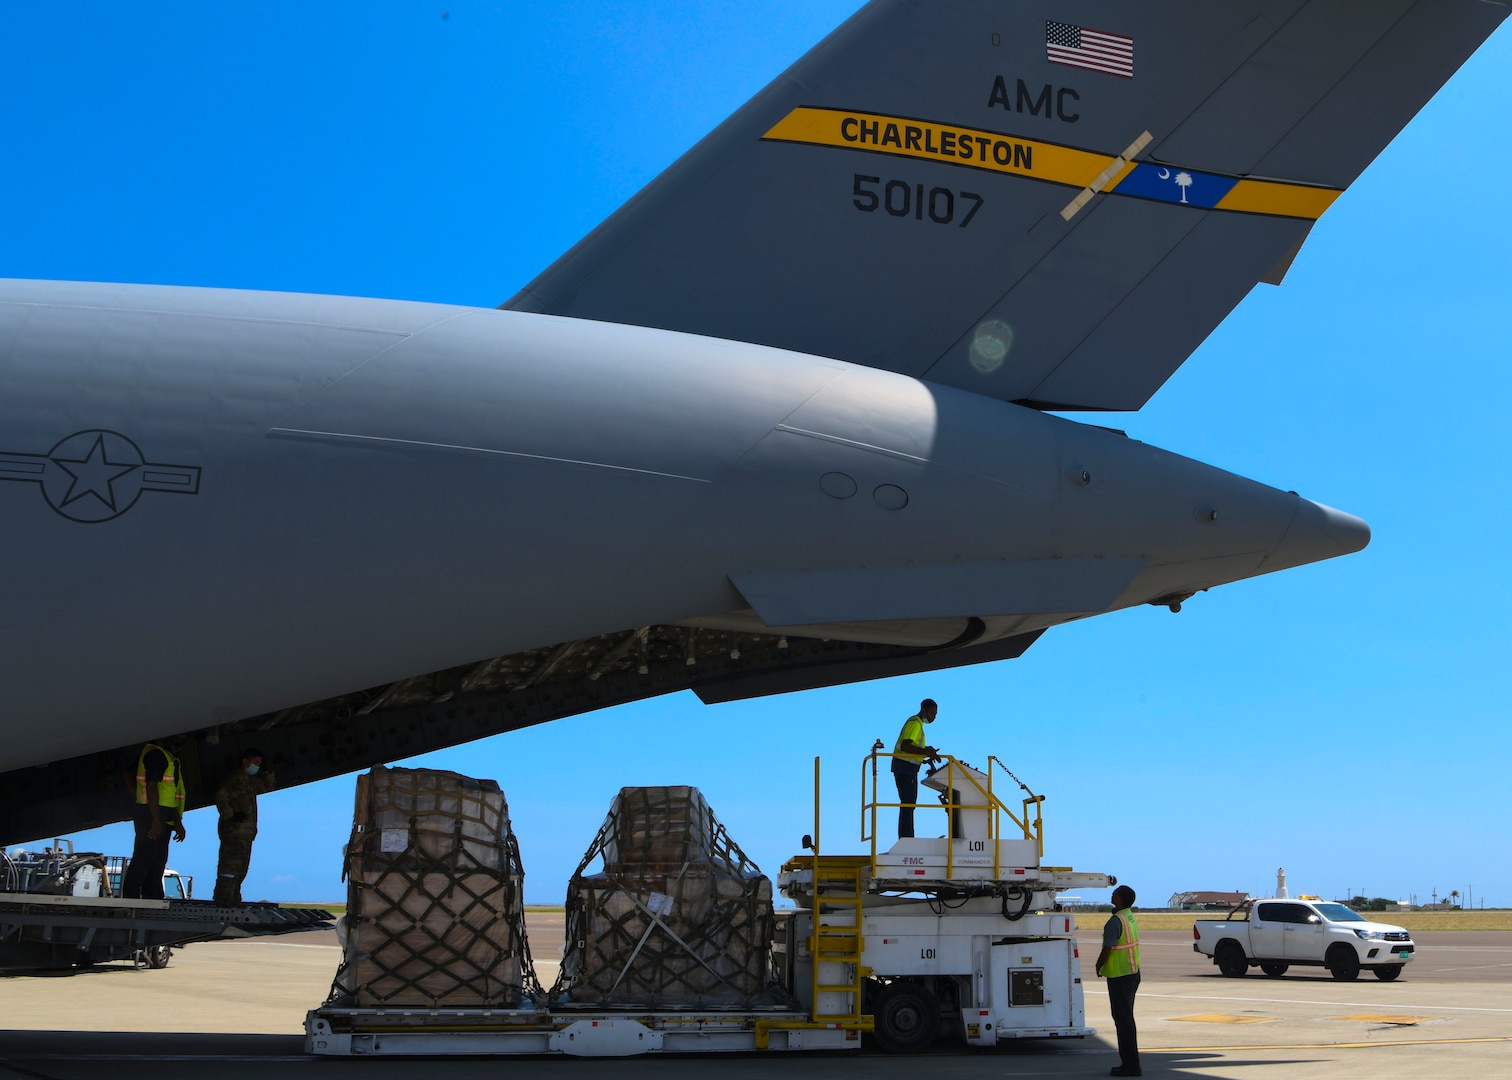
[871,982,939,1054]
[144,945,172,970]
[1374,965,1403,982]
[1327,946,1361,982]
[1216,943,1248,978]
[1260,963,1288,977]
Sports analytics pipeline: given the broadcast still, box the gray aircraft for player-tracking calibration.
[2,1,1504,844]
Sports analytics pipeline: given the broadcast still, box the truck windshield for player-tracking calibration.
[1314,903,1366,923]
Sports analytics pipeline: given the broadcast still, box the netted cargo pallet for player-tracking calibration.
[554,786,779,1008]
[329,766,540,1008]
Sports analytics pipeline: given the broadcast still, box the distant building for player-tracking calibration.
[1169,890,1249,911]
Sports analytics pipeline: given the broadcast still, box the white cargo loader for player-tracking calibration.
[306,752,1112,1058]
[780,755,1108,1053]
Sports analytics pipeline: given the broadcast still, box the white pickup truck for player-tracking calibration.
[1193,899,1415,981]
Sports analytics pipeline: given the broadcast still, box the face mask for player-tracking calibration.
[246,764,260,776]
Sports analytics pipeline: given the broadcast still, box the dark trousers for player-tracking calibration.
[215,822,257,905]
[892,759,920,838]
[1108,971,1141,1072]
[122,804,170,899]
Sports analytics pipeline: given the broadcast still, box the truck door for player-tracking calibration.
[1249,903,1286,958]
[1282,904,1326,960]
[990,940,1073,1034]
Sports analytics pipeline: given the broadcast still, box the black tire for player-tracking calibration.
[1216,942,1248,978]
[1328,946,1361,982]
[143,945,172,970]
[871,981,939,1054]
[1260,963,1288,977]
[1374,964,1403,982]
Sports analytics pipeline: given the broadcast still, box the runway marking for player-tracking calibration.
[1094,990,1512,1014]
[1328,1014,1438,1025]
[1430,962,1512,972]
[1167,1013,1276,1024]
[1155,1035,1512,1053]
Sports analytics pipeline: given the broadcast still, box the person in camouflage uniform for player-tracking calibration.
[213,747,276,905]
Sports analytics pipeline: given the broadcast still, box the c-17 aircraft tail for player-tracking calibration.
[1,1,1502,845]
[508,0,1506,411]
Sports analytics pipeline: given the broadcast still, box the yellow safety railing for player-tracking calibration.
[861,748,1045,878]
[761,756,873,1048]
[813,754,821,858]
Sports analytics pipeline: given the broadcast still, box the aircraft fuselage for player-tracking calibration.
[0,280,1365,779]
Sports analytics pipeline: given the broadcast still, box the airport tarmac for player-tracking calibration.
[1,917,1508,1078]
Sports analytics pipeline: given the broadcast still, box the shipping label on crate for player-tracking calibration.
[380,829,409,853]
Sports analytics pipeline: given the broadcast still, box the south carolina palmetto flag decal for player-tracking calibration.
[1045,21,1134,78]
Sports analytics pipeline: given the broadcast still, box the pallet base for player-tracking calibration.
[306,1007,863,1056]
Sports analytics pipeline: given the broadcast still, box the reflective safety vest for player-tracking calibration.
[1104,909,1141,977]
[894,715,927,764]
[135,743,186,817]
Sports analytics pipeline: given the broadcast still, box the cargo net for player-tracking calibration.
[328,766,541,1008]
[553,785,781,1008]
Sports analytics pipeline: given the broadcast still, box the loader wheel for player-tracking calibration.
[1260,963,1288,977]
[871,982,939,1054]
[1216,942,1248,978]
[1374,964,1403,982]
[1327,946,1360,982]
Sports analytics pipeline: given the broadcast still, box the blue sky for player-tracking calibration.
[4,3,1509,912]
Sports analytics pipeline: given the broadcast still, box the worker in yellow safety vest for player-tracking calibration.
[1096,884,1142,1076]
[891,698,940,839]
[121,741,187,899]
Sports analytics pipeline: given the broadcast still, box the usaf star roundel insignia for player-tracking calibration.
[0,430,201,523]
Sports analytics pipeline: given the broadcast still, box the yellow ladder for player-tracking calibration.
[810,855,871,1023]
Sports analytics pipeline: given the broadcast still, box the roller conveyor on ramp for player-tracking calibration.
[0,892,335,969]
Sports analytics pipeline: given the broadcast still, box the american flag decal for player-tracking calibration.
[1046,21,1134,79]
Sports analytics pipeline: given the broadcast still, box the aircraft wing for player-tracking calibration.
[506,0,1506,411]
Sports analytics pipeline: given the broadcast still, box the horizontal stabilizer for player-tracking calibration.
[730,558,1146,626]
[508,0,1507,410]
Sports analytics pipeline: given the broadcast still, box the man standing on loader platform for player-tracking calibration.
[213,747,276,905]
[122,740,186,899]
[891,698,940,839]
[1096,884,1142,1077]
